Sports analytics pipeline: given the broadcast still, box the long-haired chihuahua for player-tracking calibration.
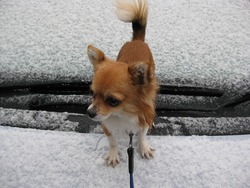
[87,0,158,167]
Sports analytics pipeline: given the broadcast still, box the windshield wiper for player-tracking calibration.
[1,82,249,117]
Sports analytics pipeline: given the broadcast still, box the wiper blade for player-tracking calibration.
[0,82,224,96]
[0,82,91,95]
[0,82,249,117]
[160,85,223,97]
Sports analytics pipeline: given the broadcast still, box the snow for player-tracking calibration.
[0,107,79,131]
[0,126,250,188]
[1,107,250,136]
[0,0,250,93]
[0,0,250,187]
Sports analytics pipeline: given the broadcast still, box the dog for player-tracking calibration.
[86,0,158,167]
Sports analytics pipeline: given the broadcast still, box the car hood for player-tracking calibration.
[0,0,250,135]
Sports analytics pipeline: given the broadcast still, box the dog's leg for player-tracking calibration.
[138,126,155,159]
[102,124,119,167]
[104,134,119,167]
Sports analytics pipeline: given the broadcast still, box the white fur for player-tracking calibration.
[102,112,141,167]
[138,126,155,159]
[103,112,140,138]
[104,134,120,167]
[103,111,154,160]
[115,0,148,26]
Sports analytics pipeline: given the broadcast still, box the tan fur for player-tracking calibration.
[102,124,111,137]
[87,0,158,166]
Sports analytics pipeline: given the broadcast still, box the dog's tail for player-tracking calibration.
[115,0,148,41]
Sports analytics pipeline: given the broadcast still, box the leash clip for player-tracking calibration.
[128,132,134,147]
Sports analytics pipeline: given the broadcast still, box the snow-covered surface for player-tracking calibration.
[1,0,250,187]
[1,126,250,188]
[0,0,250,93]
[1,107,250,135]
[0,107,79,131]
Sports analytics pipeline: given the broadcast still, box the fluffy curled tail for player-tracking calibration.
[115,0,148,41]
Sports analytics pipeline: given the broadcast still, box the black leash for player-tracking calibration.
[127,133,134,188]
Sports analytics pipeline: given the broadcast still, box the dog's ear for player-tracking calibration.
[87,45,105,70]
[128,62,148,85]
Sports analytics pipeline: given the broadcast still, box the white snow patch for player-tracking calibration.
[0,126,250,187]
[0,107,78,131]
[0,0,249,93]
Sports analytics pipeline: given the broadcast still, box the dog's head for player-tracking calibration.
[86,45,151,122]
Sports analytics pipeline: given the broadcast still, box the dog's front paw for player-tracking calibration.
[139,141,155,159]
[104,148,120,168]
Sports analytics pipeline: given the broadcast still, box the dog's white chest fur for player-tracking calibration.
[103,113,140,138]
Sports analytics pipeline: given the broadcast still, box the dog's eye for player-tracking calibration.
[106,97,121,107]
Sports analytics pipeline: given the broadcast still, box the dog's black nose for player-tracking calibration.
[87,108,97,119]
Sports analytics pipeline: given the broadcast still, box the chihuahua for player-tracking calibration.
[87,0,158,167]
